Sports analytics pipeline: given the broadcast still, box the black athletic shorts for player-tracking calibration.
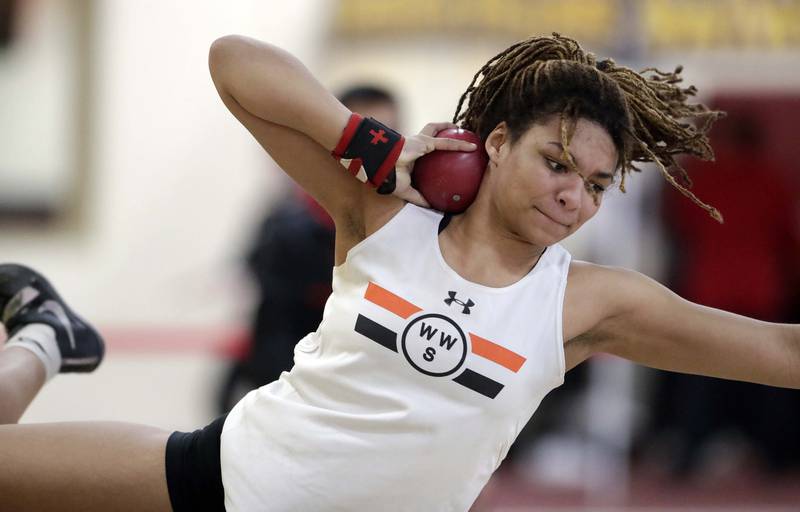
[165,414,228,512]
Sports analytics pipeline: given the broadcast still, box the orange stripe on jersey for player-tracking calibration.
[470,333,526,373]
[364,282,422,319]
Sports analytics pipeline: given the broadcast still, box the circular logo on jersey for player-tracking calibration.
[400,313,467,377]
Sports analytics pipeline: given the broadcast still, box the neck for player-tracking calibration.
[439,197,546,288]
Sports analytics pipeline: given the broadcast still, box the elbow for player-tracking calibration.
[209,34,243,58]
[208,35,280,95]
[209,35,261,90]
[208,35,240,83]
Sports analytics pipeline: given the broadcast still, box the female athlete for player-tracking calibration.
[0,33,797,511]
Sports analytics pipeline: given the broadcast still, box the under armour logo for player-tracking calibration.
[444,291,475,314]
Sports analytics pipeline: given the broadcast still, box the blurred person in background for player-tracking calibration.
[2,33,800,512]
[648,111,800,478]
[217,85,401,413]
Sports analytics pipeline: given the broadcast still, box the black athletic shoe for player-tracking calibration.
[0,263,105,372]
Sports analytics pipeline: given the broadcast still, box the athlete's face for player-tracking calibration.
[482,116,618,246]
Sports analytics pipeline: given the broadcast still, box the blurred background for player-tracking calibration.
[2,0,800,510]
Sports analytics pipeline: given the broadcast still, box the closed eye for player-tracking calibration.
[586,182,606,194]
[546,158,569,174]
[546,156,612,194]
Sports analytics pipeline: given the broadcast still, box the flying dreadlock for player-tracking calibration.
[453,33,725,222]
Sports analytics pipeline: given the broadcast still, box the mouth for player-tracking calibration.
[534,207,571,229]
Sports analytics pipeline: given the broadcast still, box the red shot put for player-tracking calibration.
[412,128,488,213]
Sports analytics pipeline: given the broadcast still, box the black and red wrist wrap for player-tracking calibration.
[331,113,404,194]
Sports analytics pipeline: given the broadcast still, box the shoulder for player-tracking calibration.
[567,260,642,291]
[563,260,653,342]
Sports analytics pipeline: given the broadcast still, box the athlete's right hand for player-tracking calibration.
[392,122,478,208]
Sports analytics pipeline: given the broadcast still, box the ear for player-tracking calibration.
[485,122,509,165]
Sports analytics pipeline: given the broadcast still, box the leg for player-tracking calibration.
[0,346,45,424]
[0,267,174,510]
[0,266,176,510]
[0,422,172,512]
[1,264,105,422]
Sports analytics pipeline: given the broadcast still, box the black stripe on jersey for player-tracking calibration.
[355,314,398,352]
[453,368,504,399]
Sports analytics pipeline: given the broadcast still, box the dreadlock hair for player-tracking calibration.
[453,33,725,222]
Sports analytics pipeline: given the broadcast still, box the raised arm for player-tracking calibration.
[208,35,361,222]
[208,35,477,264]
[570,262,800,389]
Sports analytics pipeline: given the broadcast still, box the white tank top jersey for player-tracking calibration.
[221,203,571,512]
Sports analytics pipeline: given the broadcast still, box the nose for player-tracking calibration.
[555,173,583,210]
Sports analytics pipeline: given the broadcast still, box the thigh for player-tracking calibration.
[0,421,171,512]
